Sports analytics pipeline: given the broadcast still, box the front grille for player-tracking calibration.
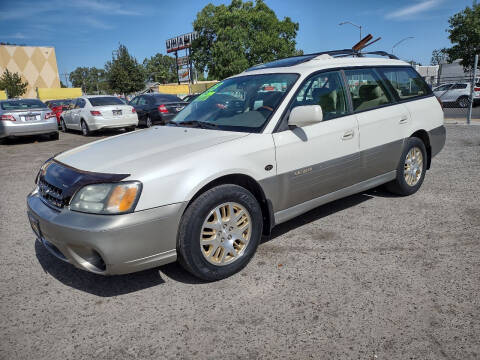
[38,178,69,208]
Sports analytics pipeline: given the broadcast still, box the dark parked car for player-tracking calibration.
[129,94,187,127]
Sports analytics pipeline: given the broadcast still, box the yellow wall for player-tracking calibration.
[37,88,82,101]
[0,90,6,100]
[0,45,61,98]
[158,81,219,95]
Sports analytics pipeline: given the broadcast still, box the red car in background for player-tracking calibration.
[45,99,73,125]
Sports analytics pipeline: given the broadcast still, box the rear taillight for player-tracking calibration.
[131,107,136,113]
[435,96,443,108]
[474,87,480,92]
[90,110,102,116]
[44,112,56,119]
[1,115,15,121]
[158,104,169,114]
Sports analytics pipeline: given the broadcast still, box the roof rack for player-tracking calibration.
[245,34,398,72]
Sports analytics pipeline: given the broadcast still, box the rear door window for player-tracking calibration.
[344,68,394,112]
[379,67,432,100]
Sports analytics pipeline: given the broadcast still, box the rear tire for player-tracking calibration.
[385,137,427,196]
[81,120,90,136]
[145,116,152,128]
[177,184,263,281]
[49,132,59,141]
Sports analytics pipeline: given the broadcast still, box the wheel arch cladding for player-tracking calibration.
[185,174,274,236]
[410,129,431,169]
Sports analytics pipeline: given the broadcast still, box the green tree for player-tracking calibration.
[105,44,145,95]
[69,67,107,94]
[191,0,301,79]
[143,53,177,84]
[0,69,28,98]
[60,81,67,88]
[430,49,447,65]
[445,4,480,69]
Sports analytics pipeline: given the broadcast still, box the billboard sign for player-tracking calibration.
[166,31,198,53]
[177,56,189,67]
[178,69,190,83]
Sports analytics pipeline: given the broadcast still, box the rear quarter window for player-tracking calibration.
[379,67,432,100]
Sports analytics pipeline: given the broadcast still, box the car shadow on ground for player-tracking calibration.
[35,187,390,296]
[0,134,57,145]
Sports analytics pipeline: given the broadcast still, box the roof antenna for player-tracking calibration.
[352,34,381,54]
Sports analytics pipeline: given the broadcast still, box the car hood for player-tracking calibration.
[55,126,249,175]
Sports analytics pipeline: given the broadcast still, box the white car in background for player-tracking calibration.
[433,82,480,108]
[60,96,138,136]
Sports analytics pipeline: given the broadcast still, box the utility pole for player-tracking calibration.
[467,54,478,125]
[175,51,180,85]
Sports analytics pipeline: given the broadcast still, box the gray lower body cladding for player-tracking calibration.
[261,139,404,214]
[27,193,184,275]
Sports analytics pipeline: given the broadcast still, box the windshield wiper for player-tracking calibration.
[177,120,218,129]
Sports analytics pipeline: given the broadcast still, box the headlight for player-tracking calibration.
[70,181,142,214]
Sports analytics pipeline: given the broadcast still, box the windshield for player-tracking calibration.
[172,73,298,132]
[1,99,47,110]
[89,97,125,106]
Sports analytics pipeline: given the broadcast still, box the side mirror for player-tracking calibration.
[288,105,323,127]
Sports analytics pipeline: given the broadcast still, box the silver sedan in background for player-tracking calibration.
[0,99,59,141]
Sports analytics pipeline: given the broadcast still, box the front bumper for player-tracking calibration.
[0,119,58,138]
[27,192,184,275]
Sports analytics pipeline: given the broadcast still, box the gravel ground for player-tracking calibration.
[0,125,479,359]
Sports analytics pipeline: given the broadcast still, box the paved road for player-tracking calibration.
[1,126,479,359]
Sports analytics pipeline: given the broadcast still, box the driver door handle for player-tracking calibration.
[342,129,354,140]
[399,115,408,124]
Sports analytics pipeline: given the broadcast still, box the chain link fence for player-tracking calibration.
[424,55,480,123]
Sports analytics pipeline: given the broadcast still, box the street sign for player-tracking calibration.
[166,32,198,53]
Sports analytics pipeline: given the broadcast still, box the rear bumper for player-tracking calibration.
[429,125,446,158]
[87,114,138,131]
[27,191,184,275]
[0,119,58,138]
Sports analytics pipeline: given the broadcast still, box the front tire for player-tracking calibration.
[177,184,263,281]
[385,137,427,196]
[457,96,469,108]
[60,119,67,133]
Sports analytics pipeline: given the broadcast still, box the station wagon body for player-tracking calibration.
[27,52,446,280]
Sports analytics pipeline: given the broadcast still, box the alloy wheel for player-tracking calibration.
[404,147,423,186]
[200,202,252,266]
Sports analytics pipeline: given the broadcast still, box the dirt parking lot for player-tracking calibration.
[0,125,479,359]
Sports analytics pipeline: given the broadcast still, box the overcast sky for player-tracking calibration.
[0,0,475,78]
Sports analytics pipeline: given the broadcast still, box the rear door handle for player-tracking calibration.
[399,115,408,124]
[342,129,354,140]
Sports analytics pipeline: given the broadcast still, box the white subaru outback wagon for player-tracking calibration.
[27,51,446,281]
